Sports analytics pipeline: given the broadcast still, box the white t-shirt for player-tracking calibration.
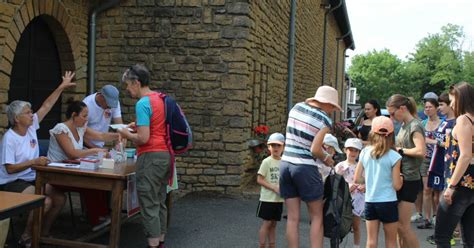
[83,93,121,147]
[47,123,86,162]
[0,114,40,184]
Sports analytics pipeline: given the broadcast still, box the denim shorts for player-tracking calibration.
[364,201,399,223]
[279,161,324,202]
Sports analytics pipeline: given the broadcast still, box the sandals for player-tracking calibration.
[18,235,32,248]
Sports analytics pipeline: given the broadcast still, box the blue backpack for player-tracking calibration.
[158,92,192,154]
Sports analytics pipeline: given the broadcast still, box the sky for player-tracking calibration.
[345,0,474,65]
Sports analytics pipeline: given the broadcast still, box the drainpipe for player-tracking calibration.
[335,31,351,90]
[321,0,343,86]
[335,30,351,120]
[341,45,352,119]
[287,0,297,114]
[87,0,121,94]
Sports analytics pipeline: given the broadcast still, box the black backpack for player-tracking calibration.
[323,170,353,247]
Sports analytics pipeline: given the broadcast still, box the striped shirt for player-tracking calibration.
[282,102,333,168]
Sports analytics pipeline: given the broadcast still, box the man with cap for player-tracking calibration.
[82,85,123,148]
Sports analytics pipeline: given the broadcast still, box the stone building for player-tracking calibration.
[0,0,354,194]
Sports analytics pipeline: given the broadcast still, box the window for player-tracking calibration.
[348,87,357,104]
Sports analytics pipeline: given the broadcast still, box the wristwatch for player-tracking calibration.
[398,148,404,156]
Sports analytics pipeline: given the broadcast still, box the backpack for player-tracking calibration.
[157,92,192,154]
[323,170,353,247]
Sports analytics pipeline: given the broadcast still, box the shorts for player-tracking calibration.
[0,179,34,193]
[397,179,421,203]
[279,161,324,202]
[420,158,430,177]
[256,201,283,221]
[428,172,445,191]
[364,201,399,223]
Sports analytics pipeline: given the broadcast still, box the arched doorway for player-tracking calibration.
[9,16,62,139]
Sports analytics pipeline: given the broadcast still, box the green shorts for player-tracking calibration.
[420,158,431,177]
[136,152,171,238]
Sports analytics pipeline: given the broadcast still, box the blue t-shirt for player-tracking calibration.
[136,96,151,126]
[360,147,402,203]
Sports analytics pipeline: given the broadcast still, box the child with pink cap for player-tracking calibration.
[354,116,404,248]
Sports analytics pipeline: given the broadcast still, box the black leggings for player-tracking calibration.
[435,187,474,248]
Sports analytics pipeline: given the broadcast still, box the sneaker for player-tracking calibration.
[426,235,456,246]
[410,213,423,223]
[417,219,433,229]
[92,216,111,232]
[426,235,435,245]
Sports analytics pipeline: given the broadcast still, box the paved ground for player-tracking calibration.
[5,192,462,247]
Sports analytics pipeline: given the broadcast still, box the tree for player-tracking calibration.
[462,51,474,83]
[348,24,473,106]
[408,24,464,95]
[348,49,418,105]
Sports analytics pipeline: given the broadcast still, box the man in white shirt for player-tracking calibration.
[82,85,123,148]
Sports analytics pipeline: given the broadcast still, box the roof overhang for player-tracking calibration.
[331,0,355,50]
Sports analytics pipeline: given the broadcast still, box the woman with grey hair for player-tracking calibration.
[0,71,75,247]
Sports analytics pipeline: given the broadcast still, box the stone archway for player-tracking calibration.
[0,0,88,131]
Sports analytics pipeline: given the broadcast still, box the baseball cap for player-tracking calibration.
[267,133,285,145]
[323,134,343,154]
[344,138,363,150]
[372,116,394,136]
[99,85,119,108]
[422,92,438,101]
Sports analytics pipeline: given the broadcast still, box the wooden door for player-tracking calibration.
[9,17,62,139]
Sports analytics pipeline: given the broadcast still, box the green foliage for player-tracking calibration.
[463,51,474,83]
[348,49,419,105]
[349,24,474,105]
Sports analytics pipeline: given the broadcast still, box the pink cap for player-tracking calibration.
[372,116,394,136]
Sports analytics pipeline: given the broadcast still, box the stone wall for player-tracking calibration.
[94,0,254,195]
[0,0,350,195]
[242,0,347,186]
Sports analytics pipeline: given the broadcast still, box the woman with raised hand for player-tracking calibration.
[0,71,75,247]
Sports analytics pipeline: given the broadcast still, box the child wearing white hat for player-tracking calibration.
[319,133,343,181]
[256,132,285,248]
[335,138,365,248]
